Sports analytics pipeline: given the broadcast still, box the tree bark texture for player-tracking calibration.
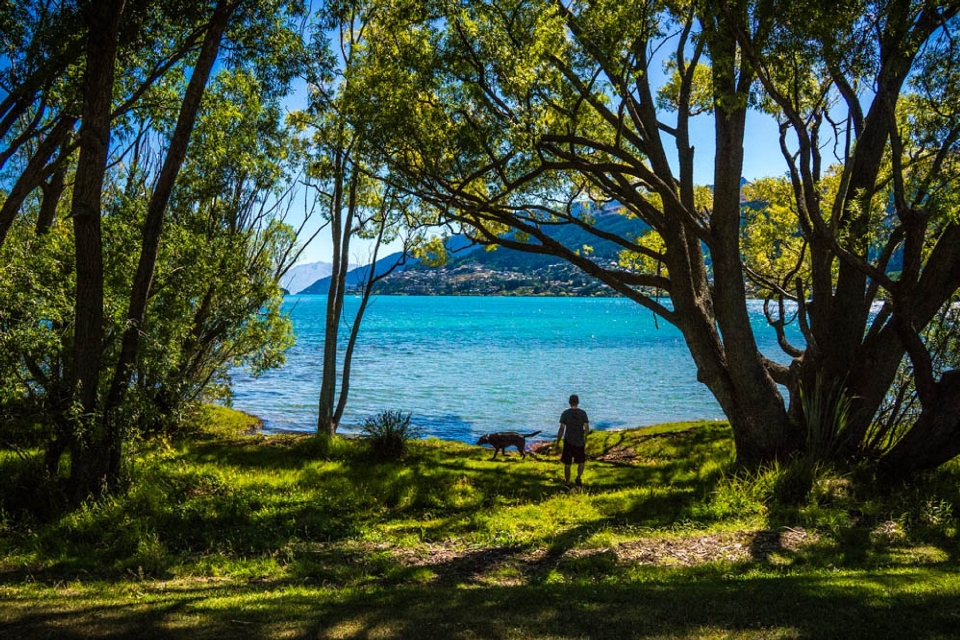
[66,0,125,499]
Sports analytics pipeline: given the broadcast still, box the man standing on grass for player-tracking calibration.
[557,394,589,487]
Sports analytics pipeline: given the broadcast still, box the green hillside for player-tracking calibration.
[375,211,650,296]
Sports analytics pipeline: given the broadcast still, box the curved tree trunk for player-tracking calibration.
[333,214,406,426]
[36,141,70,236]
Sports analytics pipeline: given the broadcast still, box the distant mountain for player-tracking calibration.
[282,261,360,295]
[301,183,759,296]
[294,208,651,297]
[297,251,411,295]
[281,261,332,294]
[375,259,619,297]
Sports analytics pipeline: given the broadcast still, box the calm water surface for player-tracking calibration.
[230,296,793,442]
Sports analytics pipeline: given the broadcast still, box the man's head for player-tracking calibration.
[569,394,579,407]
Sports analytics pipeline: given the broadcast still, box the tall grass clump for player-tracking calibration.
[800,376,853,461]
[687,464,777,525]
[361,410,421,460]
[771,457,820,506]
[692,457,856,531]
[877,463,960,542]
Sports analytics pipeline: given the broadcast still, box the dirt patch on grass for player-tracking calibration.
[610,528,815,565]
[383,527,817,585]
[531,430,688,463]
[594,445,639,463]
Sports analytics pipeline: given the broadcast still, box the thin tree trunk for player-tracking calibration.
[333,215,405,425]
[66,0,125,499]
[332,268,370,428]
[36,143,70,235]
[105,0,237,432]
[0,115,76,248]
[317,160,356,436]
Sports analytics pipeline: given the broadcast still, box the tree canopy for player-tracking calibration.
[346,0,960,477]
[0,0,308,499]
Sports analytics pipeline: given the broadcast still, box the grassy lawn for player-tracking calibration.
[1,407,959,638]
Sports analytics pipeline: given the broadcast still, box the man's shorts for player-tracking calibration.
[561,442,586,464]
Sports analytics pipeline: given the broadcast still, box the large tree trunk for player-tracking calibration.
[686,0,797,464]
[66,0,125,500]
[808,1,942,453]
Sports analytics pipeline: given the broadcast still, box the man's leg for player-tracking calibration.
[575,462,585,485]
[564,463,571,484]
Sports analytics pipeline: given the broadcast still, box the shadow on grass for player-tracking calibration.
[183,434,338,471]
[304,570,960,640]
[4,566,960,639]
[6,420,956,612]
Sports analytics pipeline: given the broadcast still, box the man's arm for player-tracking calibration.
[583,420,589,437]
[557,422,566,443]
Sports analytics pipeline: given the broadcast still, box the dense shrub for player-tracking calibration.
[361,410,421,460]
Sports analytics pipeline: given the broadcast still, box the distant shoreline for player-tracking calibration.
[285,291,620,298]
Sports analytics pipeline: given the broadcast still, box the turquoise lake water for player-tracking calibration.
[230,295,795,443]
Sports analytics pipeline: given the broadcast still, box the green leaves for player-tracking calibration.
[657,59,714,115]
[740,176,806,290]
[0,1,306,453]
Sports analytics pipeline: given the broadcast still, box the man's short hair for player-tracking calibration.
[569,394,579,406]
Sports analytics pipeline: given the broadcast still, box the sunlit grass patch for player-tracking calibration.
[189,404,263,440]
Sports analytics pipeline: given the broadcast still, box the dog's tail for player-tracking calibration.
[522,430,542,438]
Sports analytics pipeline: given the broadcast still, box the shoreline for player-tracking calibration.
[239,409,728,444]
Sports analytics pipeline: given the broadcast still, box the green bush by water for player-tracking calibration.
[361,409,422,460]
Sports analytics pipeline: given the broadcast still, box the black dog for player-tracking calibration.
[477,430,541,459]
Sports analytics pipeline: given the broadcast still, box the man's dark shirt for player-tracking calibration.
[560,407,589,447]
